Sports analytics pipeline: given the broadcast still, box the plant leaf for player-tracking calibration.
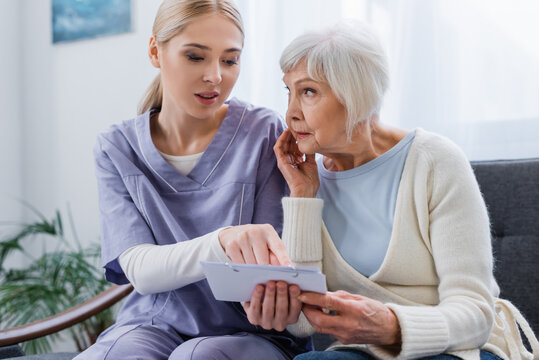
[0,238,24,271]
[0,206,111,354]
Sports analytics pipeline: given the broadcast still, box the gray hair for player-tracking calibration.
[280,21,389,137]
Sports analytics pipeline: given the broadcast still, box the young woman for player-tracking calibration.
[75,1,307,359]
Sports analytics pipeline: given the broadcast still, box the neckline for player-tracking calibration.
[159,151,204,161]
[319,129,424,286]
[318,129,416,180]
[135,97,246,192]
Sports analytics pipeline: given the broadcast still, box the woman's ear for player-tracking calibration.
[148,36,160,69]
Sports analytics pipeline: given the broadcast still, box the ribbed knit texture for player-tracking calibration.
[370,304,449,359]
[282,197,323,337]
[281,197,323,264]
[282,129,536,360]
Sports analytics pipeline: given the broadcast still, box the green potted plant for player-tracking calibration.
[0,204,114,354]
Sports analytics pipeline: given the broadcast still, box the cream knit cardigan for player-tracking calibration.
[281,129,538,360]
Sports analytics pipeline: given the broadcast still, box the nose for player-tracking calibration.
[202,61,222,85]
[286,93,302,125]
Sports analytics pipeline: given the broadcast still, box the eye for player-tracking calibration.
[186,53,203,62]
[223,57,239,66]
[284,86,290,94]
[303,88,316,96]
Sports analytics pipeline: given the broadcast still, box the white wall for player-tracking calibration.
[0,0,25,271]
[6,0,162,351]
[0,0,23,223]
[18,0,161,249]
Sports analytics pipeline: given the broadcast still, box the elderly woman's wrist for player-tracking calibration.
[386,309,402,346]
[290,187,318,198]
[290,191,316,198]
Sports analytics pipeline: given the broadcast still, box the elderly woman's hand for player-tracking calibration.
[243,281,302,331]
[274,129,320,198]
[299,290,401,346]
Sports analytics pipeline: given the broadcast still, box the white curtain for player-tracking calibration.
[232,0,539,161]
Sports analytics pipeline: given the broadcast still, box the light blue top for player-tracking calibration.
[317,130,416,276]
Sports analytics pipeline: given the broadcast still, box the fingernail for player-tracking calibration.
[287,154,294,164]
[298,295,305,301]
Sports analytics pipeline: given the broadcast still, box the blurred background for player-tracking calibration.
[1,0,538,300]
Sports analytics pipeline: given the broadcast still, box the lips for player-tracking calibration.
[195,91,219,105]
[295,131,311,140]
[196,91,219,99]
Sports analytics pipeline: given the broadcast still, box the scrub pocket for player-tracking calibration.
[133,180,256,241]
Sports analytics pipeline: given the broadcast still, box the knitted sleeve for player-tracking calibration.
[369,138,495,359]
[281,197,324,337]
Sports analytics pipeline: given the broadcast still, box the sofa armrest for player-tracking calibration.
[0,284,133,347]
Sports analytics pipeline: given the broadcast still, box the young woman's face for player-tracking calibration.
[150,13,243,120]
[283,62,349,155]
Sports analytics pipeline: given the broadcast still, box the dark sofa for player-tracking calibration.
[2,158,538,359]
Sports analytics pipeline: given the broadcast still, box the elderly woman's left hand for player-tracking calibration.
[299,290,401,346]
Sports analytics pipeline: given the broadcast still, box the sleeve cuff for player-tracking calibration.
[286,311,316,338]
[368,304,449,359]
[281,197,324,263]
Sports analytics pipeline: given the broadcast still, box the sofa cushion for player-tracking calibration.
[471,158,539,336]
[0,345,25,359]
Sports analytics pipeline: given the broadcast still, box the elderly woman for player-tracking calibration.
[249,22,538,360]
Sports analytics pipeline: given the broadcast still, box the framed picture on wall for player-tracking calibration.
[52,0,132,44]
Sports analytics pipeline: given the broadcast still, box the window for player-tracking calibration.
[233,0,539,160]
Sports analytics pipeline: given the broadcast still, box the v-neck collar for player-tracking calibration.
[135,97,247,192]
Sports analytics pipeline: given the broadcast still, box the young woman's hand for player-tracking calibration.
[299,290,401,346]
[218,224,292,266]
[274,129,320,198]
[243,281,302,331]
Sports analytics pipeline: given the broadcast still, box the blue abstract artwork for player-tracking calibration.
[52,0,132,43]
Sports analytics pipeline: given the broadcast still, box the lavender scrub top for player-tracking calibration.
[93,97,306,350]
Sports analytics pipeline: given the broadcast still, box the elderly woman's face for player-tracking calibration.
[283,62,348,155]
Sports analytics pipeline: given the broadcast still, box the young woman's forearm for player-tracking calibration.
[118,228,230,295]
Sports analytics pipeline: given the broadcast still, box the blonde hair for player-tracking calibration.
[138,0,244,115]
[280,21,389,138]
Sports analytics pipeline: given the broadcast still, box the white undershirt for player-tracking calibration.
[159,151,203,176]
[118,150,231,295]
[118,228,230,295]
